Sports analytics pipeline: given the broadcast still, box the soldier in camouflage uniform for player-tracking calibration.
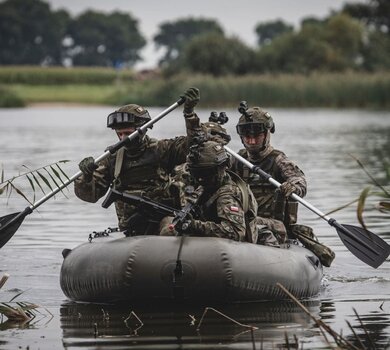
[74,88,201,235]
[169,111,231,209]
[231,103,335,265]
[163,140,258,242]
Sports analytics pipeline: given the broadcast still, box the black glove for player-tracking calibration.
[174,213,195,233]
[78,156,98,179]
[181,87,200,115]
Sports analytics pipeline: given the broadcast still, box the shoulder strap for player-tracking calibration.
[114,147,125,179]
[227,170,249,213]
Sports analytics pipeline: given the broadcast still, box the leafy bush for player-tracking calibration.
[0,86,25,107]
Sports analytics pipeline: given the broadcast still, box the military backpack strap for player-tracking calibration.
[227,170,249,213]
[114,147,125,179]
[226,170,259,244]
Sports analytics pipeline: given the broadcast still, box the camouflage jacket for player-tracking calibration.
[75,135,192,230]
[181,173,255,242]
[230,146,307,225]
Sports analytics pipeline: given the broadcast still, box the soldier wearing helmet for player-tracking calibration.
[231,102,307,245]
[162,140,258,242]
[168,111,231,209]
[74,88,201,235]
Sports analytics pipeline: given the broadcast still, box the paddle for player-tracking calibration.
[0,97,185,249]
[224,145,390,268]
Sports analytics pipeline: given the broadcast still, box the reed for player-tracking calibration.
[0,66,134,85]
[1,66,390,109]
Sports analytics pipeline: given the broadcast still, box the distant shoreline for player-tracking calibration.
[1,67,390,109]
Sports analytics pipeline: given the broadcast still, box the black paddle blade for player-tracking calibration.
[0,207,32,248]
[331,221,390,268]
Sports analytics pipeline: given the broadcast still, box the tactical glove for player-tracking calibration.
[181,87,200,115]
[78,156,98,180]
[174,213,195,234]
[279,182,297,198]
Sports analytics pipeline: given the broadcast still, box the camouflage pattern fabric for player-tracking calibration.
[231,147,306,224]
[188,175,248,241]
[75,135,189,231]
[290,224,336,267]
[169,167,258,242]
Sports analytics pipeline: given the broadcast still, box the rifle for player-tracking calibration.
[101,186,204,232]
[168,185,204,232]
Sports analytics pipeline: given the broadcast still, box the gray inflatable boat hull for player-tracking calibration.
[60,236,323,303]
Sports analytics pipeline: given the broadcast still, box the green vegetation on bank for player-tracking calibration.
[2,67,390,109]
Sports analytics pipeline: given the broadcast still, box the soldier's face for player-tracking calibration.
[243,133,265,146]
[190,166,224,190]
[116,127,136,140]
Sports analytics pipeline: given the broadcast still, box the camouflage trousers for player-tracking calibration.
[256,225,281,247]
[289,224,335,267]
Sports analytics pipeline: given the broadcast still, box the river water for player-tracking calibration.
[0,106,389,349]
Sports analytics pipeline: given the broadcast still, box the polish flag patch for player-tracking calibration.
[229,206,239,212]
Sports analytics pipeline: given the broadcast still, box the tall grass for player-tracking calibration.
[0,85,25,107]
[0,66,134,85]
[1,66,389,109]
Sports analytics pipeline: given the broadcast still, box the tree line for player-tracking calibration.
[0,0,389,76]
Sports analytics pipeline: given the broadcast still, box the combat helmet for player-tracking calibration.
[187,140,229,169]
[187,140,229,185]
[201,111,231,145]
[107,104,151,129]
[236,101,275,136]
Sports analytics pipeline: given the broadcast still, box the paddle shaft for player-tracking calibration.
[224,146,331,222]
[30,98,184,212]
[224,145,390,267]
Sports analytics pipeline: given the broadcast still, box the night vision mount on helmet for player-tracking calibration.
[107,104,151,129]
[236,101,275,136]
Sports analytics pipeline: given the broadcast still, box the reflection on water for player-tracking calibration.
[60,301,321,349]
[0,106,389,349]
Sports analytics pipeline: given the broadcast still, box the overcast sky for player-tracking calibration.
[46,0,359,69]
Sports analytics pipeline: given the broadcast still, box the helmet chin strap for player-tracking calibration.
[242,131,270,160]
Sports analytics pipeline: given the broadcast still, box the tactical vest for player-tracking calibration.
[235,149,297,226]
[109,139,174,231]
[111,139,170,199]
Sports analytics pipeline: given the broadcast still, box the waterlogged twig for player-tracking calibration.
[197,307,258,350]
[276,283,360,350]
[353,307,376,350]
[124,310,143,335]
[0,274,9,289]
[349,154,390,197]
[346,320,365,350]
[196,306,258,332]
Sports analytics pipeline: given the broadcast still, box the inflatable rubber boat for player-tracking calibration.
[60,234,323,303]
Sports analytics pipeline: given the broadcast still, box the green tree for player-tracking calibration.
[0,0,69,65]
[323,14,363,69]
[255,14,363,73]
[181,33,255,76]
[255,30,333,74]
[342,0,390,70]
[342,0,390,33]
[255,19,294,46]
[67,10,146,67]
[361,31,390,70]
[153,18,224,66]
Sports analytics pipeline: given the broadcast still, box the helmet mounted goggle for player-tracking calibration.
[236,101,274,136]
[236,122,268,136]
[107,111,150,129]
